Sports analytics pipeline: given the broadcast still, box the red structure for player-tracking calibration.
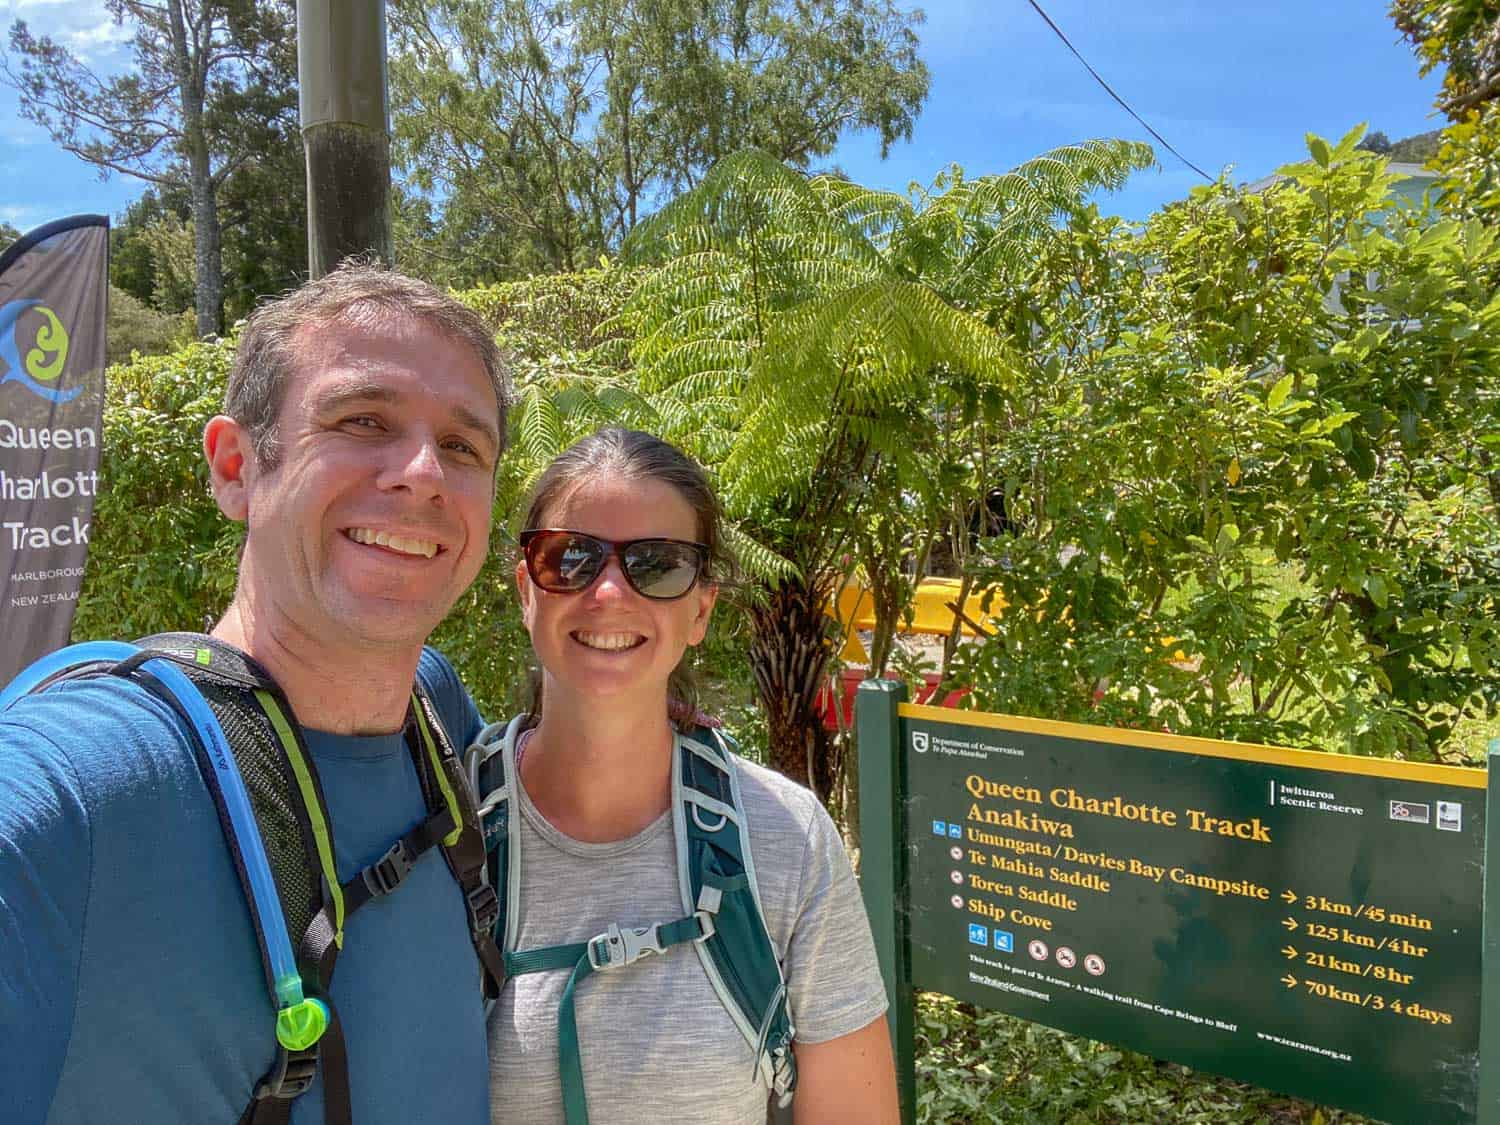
[814,668,969,732]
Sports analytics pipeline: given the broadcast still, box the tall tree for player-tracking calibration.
[5,0,298,335]
[389,0,930,284]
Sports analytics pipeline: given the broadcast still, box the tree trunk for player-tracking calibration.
[190,164,224,337]
[865,559,905,678]
[166,0,223,336]
[748,573,839,800]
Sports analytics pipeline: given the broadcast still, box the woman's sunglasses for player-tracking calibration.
[519,529,709,601]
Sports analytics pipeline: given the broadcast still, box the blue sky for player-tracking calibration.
[0,0,1445,235]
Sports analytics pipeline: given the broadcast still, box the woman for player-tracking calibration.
[478,428,898,1124]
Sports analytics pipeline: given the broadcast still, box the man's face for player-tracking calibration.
[234,316,500,651]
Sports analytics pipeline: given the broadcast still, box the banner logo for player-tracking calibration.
[0,299,78,403]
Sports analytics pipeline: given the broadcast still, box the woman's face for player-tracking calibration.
[516,472,717,710]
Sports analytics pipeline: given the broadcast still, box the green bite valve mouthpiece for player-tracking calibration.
[275,997,330,1051]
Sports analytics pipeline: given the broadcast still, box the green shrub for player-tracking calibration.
[457,265,641,363]
[915,994,1369,1123]
[106,284,195,365]
[949,133,1500,762]
[74,339,242,641]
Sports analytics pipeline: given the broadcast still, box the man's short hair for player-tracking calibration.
[225,261,513,468]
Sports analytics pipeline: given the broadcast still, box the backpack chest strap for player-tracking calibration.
[507,907,718,1125]
[340,805,457,913]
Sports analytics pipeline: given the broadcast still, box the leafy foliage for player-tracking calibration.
[73,339,242,642]
[1392,0,1500,118]
[1433,105,1500,223]
[105,284,195,365]
[388,0,929,283]
[950,128,1499,760]
[914,993,1369,1123]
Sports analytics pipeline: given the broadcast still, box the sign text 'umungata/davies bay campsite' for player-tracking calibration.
[860,691,1487,1125]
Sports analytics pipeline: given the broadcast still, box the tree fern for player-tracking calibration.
[589,140,1152,795]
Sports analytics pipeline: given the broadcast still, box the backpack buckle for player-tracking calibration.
[693,908,717,941]
[362,838,415,898]
[770,1041,798,1103]
[253,1045,318,1101]
[466,883,499,935]
[588,922,664,970]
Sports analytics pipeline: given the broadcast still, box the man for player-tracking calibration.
[0,263,510,1124]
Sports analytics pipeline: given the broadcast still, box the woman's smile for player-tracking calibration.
[570,629,646,652]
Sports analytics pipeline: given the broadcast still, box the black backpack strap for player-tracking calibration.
[411,672,506,998]
[236,1003,348,1125]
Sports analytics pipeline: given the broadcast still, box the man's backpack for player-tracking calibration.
[465,715,798,1125]
[0,634,504,1125]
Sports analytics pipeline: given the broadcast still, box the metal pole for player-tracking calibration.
[856,677,916,1125]
[1480,739,1500,1124]
[296,0,392,277]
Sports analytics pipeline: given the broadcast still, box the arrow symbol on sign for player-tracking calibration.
[1281,975,1298,989]
[1282,917,1298,932]
[1281,946,1298,959]
[1281,889,1297,904]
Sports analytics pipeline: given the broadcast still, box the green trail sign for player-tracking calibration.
[855,680,1498,1125]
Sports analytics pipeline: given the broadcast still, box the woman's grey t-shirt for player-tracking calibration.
[487,752,888,1124]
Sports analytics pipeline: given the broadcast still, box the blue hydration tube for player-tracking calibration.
[1,641,327,1048]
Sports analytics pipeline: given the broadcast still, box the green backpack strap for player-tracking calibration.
[466,716,522,978]
[675,727,798,1106]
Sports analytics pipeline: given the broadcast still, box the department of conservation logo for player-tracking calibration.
[912,730,930,753]
[0,300,78,404]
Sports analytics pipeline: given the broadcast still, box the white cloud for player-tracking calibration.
[62,17,132,59]
[0,202,45,226]
[3,0,131,64]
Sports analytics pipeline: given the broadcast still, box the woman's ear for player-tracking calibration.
[686,582,718,647]
[514,558,535,628]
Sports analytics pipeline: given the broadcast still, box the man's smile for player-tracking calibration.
[343,526,444,559]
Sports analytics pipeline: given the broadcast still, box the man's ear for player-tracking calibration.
[204,415,254,522]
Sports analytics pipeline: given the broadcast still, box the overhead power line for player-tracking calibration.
[1024,0,1214,182]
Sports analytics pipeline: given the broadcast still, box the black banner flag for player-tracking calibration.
[0,216,108,686]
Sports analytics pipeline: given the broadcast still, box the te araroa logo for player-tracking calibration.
[0,300,77,404]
